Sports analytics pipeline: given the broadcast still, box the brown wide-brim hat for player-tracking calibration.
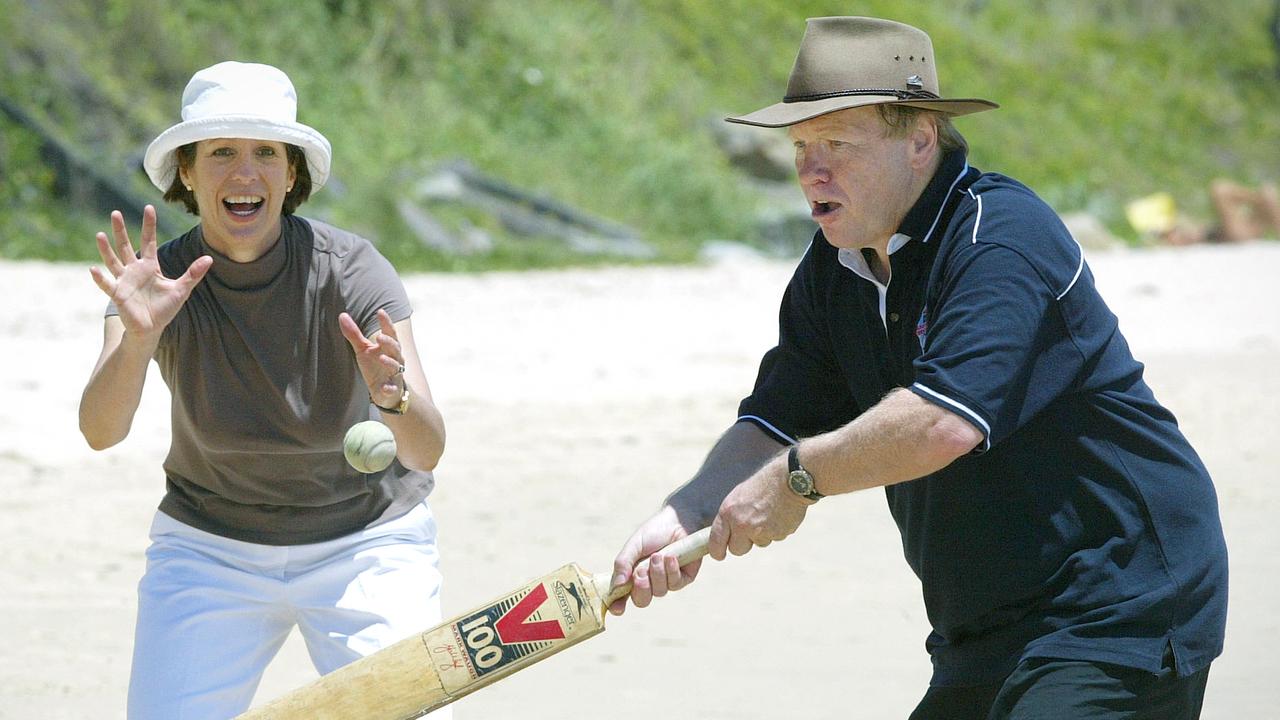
[727,16,998,128]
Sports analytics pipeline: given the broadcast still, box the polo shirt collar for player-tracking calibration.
[835,149,972,283]
[837,235,911,287]
[897,148,972,245]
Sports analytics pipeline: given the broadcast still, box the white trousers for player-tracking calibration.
[127,502,450,720]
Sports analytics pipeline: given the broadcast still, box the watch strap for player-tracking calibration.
[373,384,411,415]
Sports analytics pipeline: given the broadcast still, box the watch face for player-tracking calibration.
[788,470,814,496]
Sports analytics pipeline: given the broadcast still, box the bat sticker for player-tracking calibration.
[424,566,605,693]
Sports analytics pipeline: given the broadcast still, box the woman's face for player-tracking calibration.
[179,138,296,260]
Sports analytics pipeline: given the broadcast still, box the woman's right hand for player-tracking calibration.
[89,205,212,342]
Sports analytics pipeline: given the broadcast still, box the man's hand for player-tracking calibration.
[708,453,809,560]
[608,506,704,616]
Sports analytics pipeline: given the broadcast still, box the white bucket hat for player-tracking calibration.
[143,61,332,192]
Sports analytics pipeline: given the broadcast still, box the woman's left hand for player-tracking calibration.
[339,308,408,409]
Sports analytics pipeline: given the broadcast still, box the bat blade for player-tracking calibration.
[236,528,710,719]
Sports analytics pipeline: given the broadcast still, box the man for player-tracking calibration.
[610,17,1227,719]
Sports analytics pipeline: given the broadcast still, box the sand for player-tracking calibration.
[1,241,1276,718]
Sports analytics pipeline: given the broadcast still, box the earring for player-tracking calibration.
[185,185,192,191]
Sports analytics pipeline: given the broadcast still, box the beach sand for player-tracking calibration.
[2,241,1276,718]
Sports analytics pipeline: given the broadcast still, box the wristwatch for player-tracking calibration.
[786,444,824,503]
[374,384,411,415]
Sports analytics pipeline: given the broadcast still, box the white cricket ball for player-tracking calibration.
[344,420,397,474]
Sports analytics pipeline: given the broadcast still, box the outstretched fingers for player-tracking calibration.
[94,231,126,278]
[88,264,116,296]
[90,210,133,298]
[138,205,160,258]
[339,311,404,393]
[338,312,375,351]
[109,210,137,266]
[175,255,213,295]
[375,308,398,340]
[370,309,406,377]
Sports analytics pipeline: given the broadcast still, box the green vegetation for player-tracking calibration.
[2,0,1278,269]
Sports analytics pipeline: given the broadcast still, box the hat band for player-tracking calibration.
[783,87,942,103]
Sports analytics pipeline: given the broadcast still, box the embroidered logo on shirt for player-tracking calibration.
[916,308,929,350]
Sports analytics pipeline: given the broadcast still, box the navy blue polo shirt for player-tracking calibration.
[739,150,1228,685]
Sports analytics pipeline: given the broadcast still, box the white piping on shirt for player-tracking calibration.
[921,161,972,244]
[964,187,984,244]
[737,415,798,445]
[1056,239,1086,300]
[962,187,1087,301]
[911,383,992,450]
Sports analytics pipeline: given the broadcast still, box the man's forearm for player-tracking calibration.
[802,388,983,496]
[665,420,787,528]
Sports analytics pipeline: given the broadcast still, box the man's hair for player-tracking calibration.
[162,142,313,216]
[876,104,968,154]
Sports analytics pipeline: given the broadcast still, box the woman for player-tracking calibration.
[79,61,450,718]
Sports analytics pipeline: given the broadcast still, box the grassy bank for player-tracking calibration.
[2,0,1277,269]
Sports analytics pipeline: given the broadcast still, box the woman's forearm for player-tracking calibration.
[377,386,446,471]
[79,322,158,450]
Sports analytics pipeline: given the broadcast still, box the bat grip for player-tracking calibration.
[602,526,712,606]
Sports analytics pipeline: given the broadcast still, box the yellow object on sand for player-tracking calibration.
[1125,192,1177,235]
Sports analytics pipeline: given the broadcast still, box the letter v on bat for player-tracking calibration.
[495,585,566,643]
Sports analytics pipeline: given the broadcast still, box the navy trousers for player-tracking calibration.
[908,655,1211,720]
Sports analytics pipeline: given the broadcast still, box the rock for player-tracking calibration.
[708,116,795,182]
[1061,211,1122,251]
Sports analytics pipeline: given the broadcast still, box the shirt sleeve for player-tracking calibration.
[910,240,1085,452]
[738,245,861,443]
[341,236,413,338]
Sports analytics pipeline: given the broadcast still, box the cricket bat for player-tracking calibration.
[236,527,712,719]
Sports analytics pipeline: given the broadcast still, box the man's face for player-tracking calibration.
[788,106,930,252]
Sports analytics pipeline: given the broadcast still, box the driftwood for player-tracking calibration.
[0,93,188,238]
[394,197,495,254]
[400,160,652,258]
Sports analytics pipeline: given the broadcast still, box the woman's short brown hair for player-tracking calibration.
[161,142,313,215]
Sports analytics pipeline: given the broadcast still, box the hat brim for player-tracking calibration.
[726,95,998,128]
[143,115,332,192]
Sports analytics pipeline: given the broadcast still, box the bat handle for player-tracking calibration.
[599,526,712,606]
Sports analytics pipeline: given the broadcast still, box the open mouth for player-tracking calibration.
[811,200,842,218]
[223,195,265,217]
